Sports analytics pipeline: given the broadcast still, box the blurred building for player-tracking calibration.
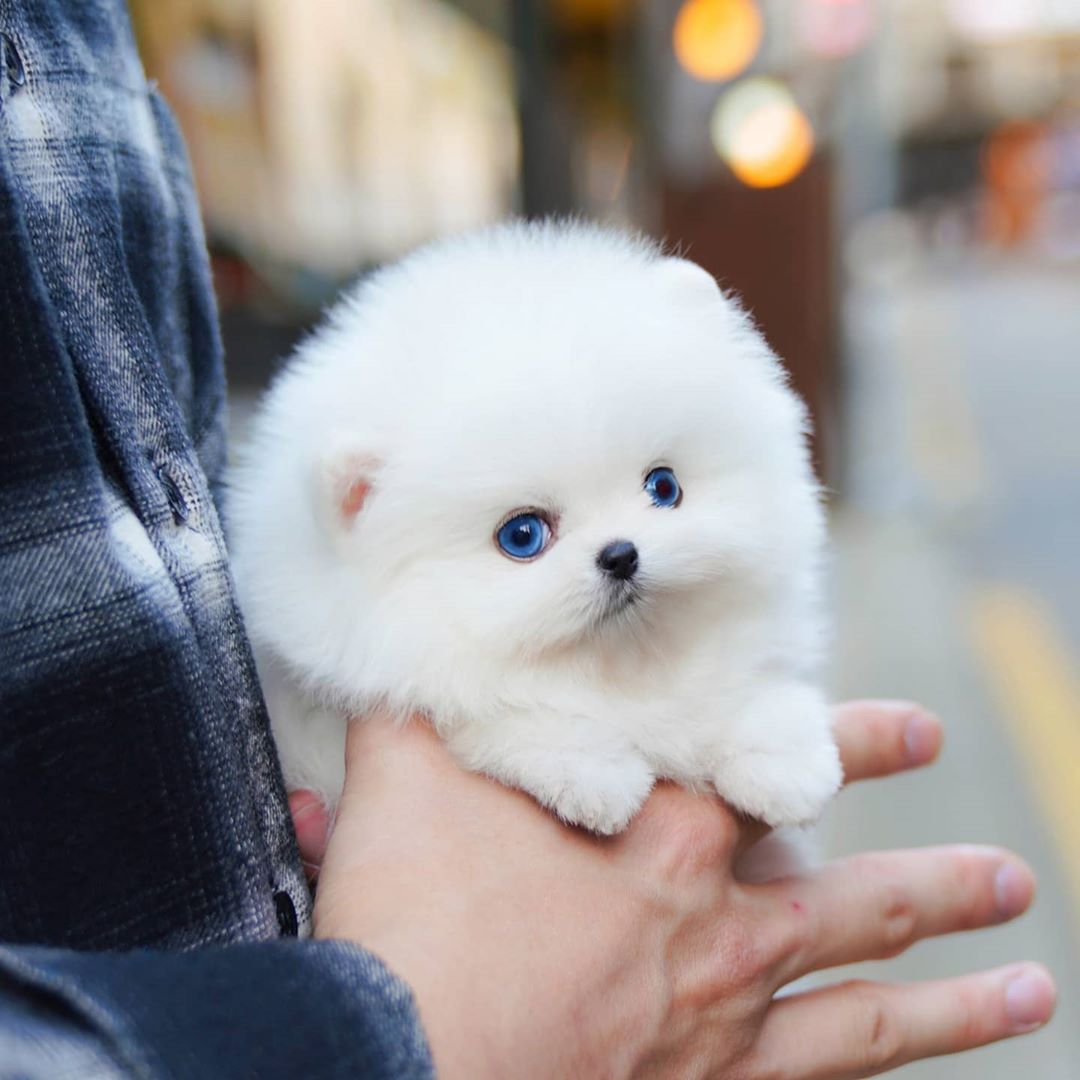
[131,0,1080,476]
[131,0,517,299]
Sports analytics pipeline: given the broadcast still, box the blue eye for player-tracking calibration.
[645,467,681,508]
[496,512,552,560]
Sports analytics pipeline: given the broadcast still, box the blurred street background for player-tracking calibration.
[132,1,1080,1074]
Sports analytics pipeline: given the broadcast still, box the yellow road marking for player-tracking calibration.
[971,585,1080,918]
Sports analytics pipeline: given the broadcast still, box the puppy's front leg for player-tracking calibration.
[709,681,842,828]
[445,712,654,835]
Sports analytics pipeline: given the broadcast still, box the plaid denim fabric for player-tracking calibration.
[0,0,310,948]
[0,941,435,1078]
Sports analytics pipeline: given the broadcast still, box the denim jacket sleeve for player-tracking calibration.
[0,2,433,1075]
[0,942,433,1079]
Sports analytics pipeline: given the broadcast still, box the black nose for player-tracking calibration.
[597,540,639,581]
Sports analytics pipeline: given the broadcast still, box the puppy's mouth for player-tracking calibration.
[594,582,641,625]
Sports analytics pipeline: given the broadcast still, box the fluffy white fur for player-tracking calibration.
[231,221,842,837]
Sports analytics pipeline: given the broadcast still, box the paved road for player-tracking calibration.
[825,255,1080,1077]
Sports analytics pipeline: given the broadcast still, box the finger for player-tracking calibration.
[752,965,1056,1080]
[336,711,573,852]
[734,702,942,863]
[289,790,332,879]
[834,700,941,785]
[340,712,464,815]
[764,845,1035,986]
[343,710,440,776]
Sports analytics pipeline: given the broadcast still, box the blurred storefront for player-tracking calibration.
[131,0,518,371]
[131,0,1080,480]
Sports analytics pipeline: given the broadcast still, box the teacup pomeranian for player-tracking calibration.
[231,221,841,844]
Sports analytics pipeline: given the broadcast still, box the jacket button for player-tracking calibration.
[274,890,298,937]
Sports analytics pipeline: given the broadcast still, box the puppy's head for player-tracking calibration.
[242,223,822,709]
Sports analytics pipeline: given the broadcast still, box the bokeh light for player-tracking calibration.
[947,0,1041,41]
[673,0,763,83]
[799,0,874,59]
[710,77,815,188]
[982,120,1053,247]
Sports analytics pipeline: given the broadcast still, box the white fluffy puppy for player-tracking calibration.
[231,221,841,836]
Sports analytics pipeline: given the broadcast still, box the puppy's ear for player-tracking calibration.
[662,257,720,301]
[316,434,381,532]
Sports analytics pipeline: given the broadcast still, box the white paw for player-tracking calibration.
[714,736,842,828]
[535,755,655,835]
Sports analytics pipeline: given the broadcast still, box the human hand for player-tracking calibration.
[301,701,1055,1078]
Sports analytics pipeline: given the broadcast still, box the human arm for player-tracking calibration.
[307,700,1055,1078]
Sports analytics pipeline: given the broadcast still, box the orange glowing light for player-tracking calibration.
[711,79,815,189]
[673,0,763,83]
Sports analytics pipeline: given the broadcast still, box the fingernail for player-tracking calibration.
[1005,967,1056,1030]
[903,711,940,765]
[995,861,1034,920]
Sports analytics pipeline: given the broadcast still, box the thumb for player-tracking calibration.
[342,709,449,792]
